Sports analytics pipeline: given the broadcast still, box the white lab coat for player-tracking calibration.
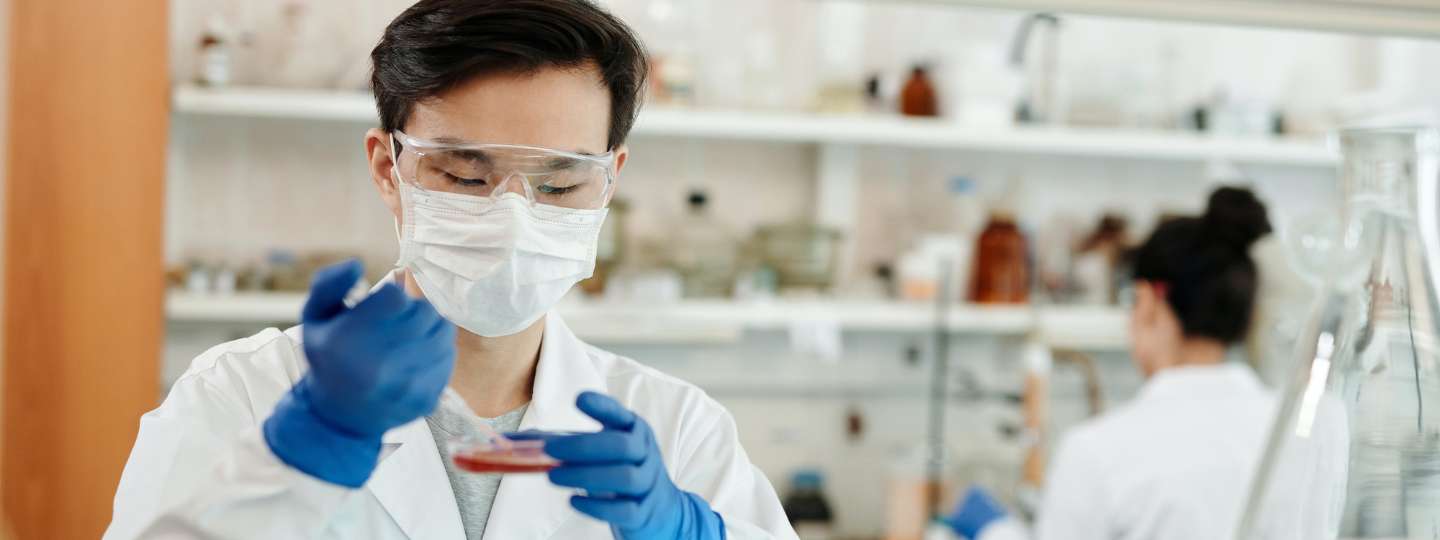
[981,363,1276,540]
[106,313,797,540]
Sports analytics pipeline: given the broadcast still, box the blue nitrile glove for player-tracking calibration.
[543,391,725,540]
[263,259,456,487]
[944,486,1009,540]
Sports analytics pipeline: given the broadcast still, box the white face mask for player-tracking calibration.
[393,178,607,337]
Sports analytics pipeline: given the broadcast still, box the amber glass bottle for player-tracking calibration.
[969,211,1029,304]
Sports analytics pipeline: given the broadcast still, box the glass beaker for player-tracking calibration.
[1237,127,1440,539]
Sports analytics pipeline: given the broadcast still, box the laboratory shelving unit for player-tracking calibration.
[173,85,1336,167]
[865,0,1440,39]
[172,85,1337,304]
[165,291,1130,350]
[172,84,1317,354]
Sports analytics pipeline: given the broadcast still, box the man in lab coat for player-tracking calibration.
[106,1,795,538]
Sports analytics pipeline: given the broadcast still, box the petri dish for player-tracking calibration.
[449,431,568,474]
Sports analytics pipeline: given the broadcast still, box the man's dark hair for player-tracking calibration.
[371,0,648,150]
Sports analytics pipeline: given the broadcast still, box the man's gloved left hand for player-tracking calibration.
[543,391,725,540]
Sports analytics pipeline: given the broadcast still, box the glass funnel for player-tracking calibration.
[1237,127,1440,539]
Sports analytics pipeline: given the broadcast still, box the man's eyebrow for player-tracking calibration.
[543,156,584,169]
[432,136,473,145]
[444,148,492,163]
[434,136,602,156]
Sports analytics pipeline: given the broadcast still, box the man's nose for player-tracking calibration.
[497,173,531,199]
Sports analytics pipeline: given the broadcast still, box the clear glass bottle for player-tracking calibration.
[1237,127,1440,539]
[671,190,737,298]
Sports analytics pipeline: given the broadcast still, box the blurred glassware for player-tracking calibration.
[812,2,866,114]
[901,65,940,118]
[214,267,238,296]
[1072,214,1130,305]
[265,249,303,292]
[865,73,889,115]
[1284,209,1374,290]
[644,0,698,107]
[969,212,1030,305]
[753,223,843,293]
[579,198,630,297]
[670,190,737,298]
[899,235,966,302]
[604,268,684,304]
[1237,127,1440,539]
[184,260,214,294]
[248,1,354,88]
[732,267,779,301]
[235,265,269,292]
[887,445,953,540]
[948,45,1023,128]
[783,469,837,540]
[196,16,232,87]
[1034,213,1080,303]
[1198,86,1281,138]
[743,32,786,110]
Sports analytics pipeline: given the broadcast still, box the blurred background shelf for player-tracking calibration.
[878,0,1440,39]
[166,291,1128,349]
[173,85,1336,167]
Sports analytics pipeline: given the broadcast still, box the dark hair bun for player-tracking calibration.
[1203,186,1272,250]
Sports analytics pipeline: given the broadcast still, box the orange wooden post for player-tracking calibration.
[1,0,168,537]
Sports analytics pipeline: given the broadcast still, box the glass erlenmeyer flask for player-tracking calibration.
[1238,127,1440,540]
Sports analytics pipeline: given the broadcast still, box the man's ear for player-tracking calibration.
[613,144,629,176]
[365,128,402,221]
[605,144,628,206]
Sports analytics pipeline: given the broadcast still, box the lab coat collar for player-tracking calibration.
[483,312,607,539]
[368,316,606,539]
[368,269,605,538]
[369,418,465,538]
[1137,362,1265,403]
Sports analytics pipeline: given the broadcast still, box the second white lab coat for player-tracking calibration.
[982,363,1276,540]
[105,313,797,540]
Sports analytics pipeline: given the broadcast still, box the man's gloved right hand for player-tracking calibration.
[263,259,456,487]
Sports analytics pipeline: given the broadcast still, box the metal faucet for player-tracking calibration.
[1010,13,1062,124]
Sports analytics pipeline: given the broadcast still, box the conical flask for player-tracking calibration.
[1237,127,1440,539]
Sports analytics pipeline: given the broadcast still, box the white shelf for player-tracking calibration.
[884,0,1440,39]
[166,292,1128,349]
[173,85,1337,167]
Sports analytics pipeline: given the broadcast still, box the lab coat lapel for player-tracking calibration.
[368,418,465,539]
[483,313,607,540]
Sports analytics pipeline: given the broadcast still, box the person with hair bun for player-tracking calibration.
[948,187,1280,540]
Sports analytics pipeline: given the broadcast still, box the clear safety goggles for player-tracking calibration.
[391,130,617,210]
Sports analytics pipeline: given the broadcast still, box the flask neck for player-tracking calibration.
[1340,128,1440,219]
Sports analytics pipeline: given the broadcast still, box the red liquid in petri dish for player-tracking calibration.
[451,440,558,474]
[452,453,559,473]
